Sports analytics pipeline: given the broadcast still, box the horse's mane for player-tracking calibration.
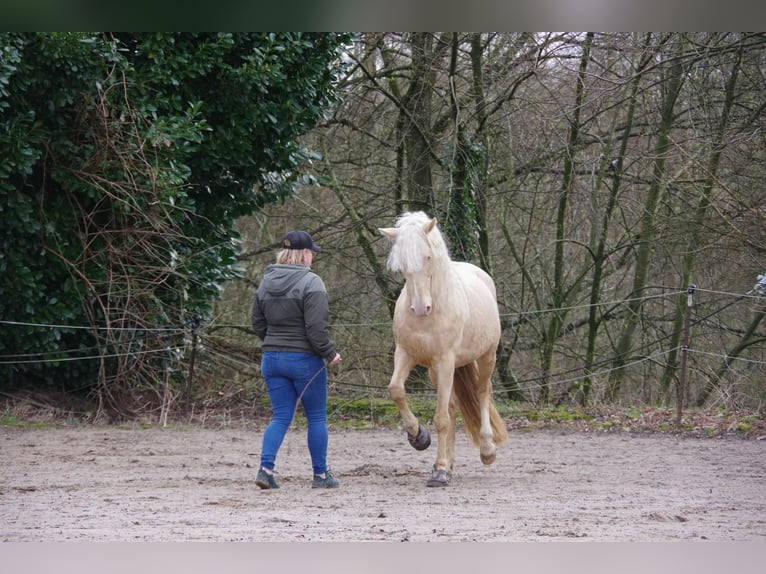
[386,211,451,274]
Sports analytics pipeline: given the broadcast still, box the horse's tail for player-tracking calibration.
[453,363,509,446]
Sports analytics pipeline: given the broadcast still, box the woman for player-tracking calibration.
[251,230,342,489]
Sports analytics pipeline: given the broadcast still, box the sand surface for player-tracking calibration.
[2,425,765,541]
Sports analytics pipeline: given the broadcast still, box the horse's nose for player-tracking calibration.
[410,304,432,316]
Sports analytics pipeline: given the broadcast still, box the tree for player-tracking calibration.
[607,34,687,399]
[170,33,766,418]
[0,32,349,413]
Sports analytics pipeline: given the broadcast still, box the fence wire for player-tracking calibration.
[1,285,764,403]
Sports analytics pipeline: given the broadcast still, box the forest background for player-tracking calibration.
[1,32,764,429]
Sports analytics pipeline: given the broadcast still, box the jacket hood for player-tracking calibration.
[260,264,310,296]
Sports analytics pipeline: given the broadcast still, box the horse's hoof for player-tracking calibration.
[426,467,449,487]
[480,451,496,465]
[407,425,431,451]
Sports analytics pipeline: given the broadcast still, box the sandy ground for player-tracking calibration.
[1,424,765,542]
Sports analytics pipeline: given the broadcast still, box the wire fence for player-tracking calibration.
[2,282,765,411]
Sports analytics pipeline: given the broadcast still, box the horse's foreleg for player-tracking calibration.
[446,392,457,472]
[427,358,455,486]
[388,348,429,449]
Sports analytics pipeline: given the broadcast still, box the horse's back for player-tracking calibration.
[453,261,498,302]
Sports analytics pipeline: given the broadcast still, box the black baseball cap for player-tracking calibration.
[283,230,322,252]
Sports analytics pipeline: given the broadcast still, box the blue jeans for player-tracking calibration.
[259,352,329,476]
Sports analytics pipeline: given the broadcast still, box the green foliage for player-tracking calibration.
[0,32,350,392]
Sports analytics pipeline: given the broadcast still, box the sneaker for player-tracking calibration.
[256,467,280,490]
[312,470,340,489]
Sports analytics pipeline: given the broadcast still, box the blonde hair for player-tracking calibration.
[276,248,308,265]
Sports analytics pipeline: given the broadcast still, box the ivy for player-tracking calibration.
[444,130,485,261]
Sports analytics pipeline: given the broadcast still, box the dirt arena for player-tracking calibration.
[2,423,765,542]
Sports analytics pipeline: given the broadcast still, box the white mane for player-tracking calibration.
[386,211,451,274]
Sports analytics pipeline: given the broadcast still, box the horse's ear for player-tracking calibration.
[424,218,438,234]
[379,227,399,240]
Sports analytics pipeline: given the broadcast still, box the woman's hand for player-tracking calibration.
[329,353,342,366]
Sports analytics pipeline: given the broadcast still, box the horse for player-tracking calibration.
[379,211,509,487]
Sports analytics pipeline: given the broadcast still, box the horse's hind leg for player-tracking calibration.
[476,351,498,465]
[388,348,430,450]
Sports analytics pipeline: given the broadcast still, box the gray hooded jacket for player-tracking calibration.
[251,264,336,361]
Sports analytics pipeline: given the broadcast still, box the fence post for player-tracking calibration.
[185,314,201,418]
[676,284,694,427]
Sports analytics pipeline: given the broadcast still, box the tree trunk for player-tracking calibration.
[608,37,686,401]
[470,33,492,274]
[661,44,742,403]
[579,34,655,406]
[402,32,436,213]
[539,32,593,404]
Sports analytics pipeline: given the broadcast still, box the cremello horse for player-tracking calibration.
[379,211,508,486]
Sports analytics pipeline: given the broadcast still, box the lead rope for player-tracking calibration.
[290,362,329,423]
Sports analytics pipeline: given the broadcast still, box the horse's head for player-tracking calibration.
[379,212,442,317]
